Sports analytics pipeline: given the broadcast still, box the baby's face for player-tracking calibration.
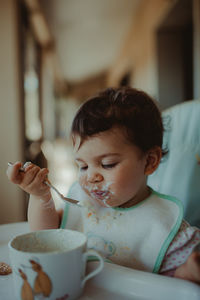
[73,127,149,208]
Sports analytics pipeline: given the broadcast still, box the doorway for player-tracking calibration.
[157,0,193,109]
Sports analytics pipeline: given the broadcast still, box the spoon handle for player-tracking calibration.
[44,180,79,205]
[8,162,25,172]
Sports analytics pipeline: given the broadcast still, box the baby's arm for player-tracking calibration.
[159,220,200,284]
[7,161,61,231]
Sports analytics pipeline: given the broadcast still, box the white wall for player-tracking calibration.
[0,0,25,224]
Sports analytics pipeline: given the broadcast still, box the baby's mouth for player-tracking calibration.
[91,190,109,200]
[82,182,114,207]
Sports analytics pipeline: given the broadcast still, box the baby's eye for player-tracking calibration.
[79,166,88,171]
[102,163,117,169]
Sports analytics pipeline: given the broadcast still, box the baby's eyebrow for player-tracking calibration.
[75,153,120,162]
[98,153,120,159]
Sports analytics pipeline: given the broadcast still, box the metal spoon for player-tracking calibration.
[7,162,80,206]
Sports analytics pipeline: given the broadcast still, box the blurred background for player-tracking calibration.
[0,0,199,224]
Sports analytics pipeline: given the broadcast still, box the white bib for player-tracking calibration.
[61,183,183,272]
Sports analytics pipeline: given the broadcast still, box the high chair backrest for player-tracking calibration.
[148,99,200,227]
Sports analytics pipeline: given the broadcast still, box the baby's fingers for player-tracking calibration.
[20,165,41,187]
[188,252,200,282]
[6,161,24,184]
[26,168,50,195]
[30,168,49,188]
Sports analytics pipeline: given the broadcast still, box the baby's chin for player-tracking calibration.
[86,195,112,208]
[90,197,108,208]
[100,200,113,208]
[80,188,114,208]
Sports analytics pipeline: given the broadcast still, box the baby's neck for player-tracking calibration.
[119,187,151,208]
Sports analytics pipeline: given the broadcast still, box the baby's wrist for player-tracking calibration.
[37,193,52,202]
[34,194,55,209]
[31,193,54,209]
[39,197,55,209]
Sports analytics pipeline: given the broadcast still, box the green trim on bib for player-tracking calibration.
[60,182,78,229]
[60,203,69,229]
[152,189,183,273]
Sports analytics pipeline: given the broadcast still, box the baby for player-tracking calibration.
[7,87,200,284]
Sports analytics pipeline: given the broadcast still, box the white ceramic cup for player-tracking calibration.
[8,229,104,300]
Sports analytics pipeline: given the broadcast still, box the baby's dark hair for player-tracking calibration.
[71,87,165,155]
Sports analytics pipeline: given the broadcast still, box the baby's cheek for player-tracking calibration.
[78,176,89,194]
[78,174,86,186]
[113,176,133,197]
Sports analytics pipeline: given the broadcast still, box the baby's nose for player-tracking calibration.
[87,171,103,183]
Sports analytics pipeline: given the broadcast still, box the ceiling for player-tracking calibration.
[40,0,140,82]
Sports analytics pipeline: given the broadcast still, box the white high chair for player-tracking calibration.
[148,99,200,228]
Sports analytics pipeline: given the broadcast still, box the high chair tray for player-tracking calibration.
[84,261,200,300]
[0,222,200,300]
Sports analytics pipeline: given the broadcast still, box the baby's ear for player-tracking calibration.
[144,147,162,175]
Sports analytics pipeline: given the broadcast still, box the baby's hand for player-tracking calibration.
[6,161,51,201]
[174,243,200,284]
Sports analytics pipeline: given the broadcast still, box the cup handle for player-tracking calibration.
[81,249,104,288]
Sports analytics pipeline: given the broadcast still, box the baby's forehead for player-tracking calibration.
[72,127,132,152]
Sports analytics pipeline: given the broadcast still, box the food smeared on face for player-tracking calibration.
[82,181,114,207]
